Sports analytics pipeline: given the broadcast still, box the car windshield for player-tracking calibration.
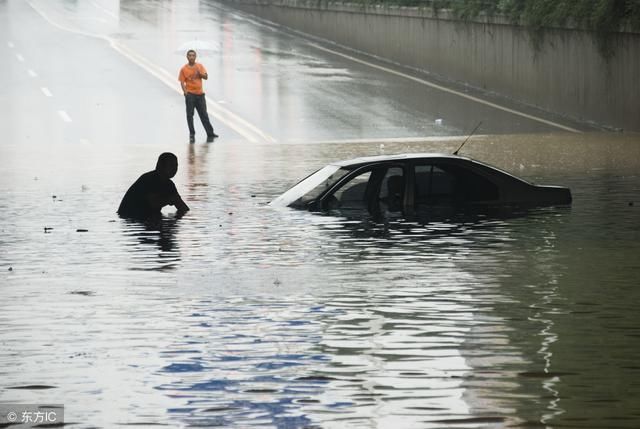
[271,165,350,207]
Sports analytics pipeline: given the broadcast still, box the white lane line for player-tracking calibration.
[8,41,15,48]
[308,43,582,133]
[26,0,275,144]
[89,0,118,20]
[112,42,276,143]
[28,69,38,77]
[41,87,53,97]
[16,53,25,62]
[58,110,72,122]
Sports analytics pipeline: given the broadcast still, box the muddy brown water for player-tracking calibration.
[1,132,639,428]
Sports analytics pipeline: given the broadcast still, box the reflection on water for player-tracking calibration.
[122,217,182,272]
[1,133,640,428]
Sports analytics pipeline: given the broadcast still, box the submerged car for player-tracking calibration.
[270,153,571,216]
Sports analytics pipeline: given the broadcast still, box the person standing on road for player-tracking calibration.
[179,49,218,143]
[118,152,190,220]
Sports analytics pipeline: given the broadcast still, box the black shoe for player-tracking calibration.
[206,133,219,142]
[189,135,195,143]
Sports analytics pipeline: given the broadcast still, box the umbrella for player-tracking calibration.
[176,40,218,55]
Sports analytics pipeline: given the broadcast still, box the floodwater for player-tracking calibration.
[1,132,640,428]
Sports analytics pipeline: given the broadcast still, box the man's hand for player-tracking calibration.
[174,194,190,213]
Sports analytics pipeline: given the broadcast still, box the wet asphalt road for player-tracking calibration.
[1,0,588,148]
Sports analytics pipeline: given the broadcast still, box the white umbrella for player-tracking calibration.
[176,40,218,55]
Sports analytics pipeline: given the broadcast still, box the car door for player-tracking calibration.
[411,161,499,215]
[376,166,407,215]
[320,163,408,215]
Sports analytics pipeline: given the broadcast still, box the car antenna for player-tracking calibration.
[453,121,482,156]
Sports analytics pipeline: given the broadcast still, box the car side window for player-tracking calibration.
[454,165,498,201]
[415,165,455,204]
[329,171,372,209]
[378,167,405,212]
[415,163,498,205]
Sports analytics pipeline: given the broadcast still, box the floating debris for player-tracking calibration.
[76,229,88,232]
[8,385,58,390]
[44,227,53,233]
[69,290,95,296]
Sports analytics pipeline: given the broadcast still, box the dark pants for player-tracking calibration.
[185,93,214,137]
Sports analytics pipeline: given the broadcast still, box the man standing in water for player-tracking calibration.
[179,49,218,143]
[118,152,190,220]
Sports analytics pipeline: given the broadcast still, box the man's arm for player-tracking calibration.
[198,64,208,80]
[146,192,189,213]
[172,193,190,214]
[179,69,188,95]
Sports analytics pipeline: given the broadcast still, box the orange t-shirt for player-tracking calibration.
[179,63,207,95]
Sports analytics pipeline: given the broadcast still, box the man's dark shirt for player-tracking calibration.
[117,170,178,219]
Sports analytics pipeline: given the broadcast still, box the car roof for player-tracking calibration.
[328,152,532,184]
[329,153,471,167]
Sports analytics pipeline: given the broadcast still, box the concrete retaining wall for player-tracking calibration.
[220,0,640,131]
